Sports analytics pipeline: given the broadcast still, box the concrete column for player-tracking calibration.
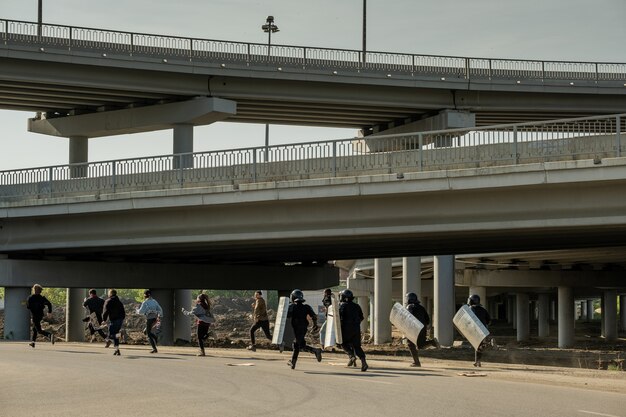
[358,295,369,335]
[66,288,87,342]
[550,299,556,322]
[3,287,31,340]
[402,257,421,302]
[537,293,550,338]
[516,293,530,342]
[506,296,513,324]
[558,287,575,348]
[150,289,174,346]
[469,286,487,307]
[69,135,88,178]
[173,124,194,169]
[512,296,517,329]
[601,296,605,337]
[580,300,587,321]
[174,289,192,343]
[619,295,626,332]
[587,299,595,322]
[373,258,392,344]
[603,290,618,342]
[434,255,455,347]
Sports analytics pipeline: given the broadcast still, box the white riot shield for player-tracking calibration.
[453,304,490,350]
[389,302,424,345]
[272,296,290,345]
[321,294,343,348]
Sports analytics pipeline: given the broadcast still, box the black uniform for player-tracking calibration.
[471,304,491,366]
[287,301,321,368]
[339,300,366,365]
[102,295,126,350]
[83,296,107,339]
[406,301,437,366]
[26,294,53,343]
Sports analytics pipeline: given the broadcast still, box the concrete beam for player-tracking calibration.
[0,259,339,290]
[369,110,475,137]
[28,97,236,138]
[461,269,626,288]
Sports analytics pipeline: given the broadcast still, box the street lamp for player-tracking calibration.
[261,15,279,59]
[261,16,279,160]
[37,0,43,37]
[362,0,367,64]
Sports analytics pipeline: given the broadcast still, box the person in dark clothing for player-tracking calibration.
[338,289,368,372]
[83,289,107,342]
[286,289,323,370]
[248,290,272,352]
[405,292,439,367]
[26,284,55,348]
[322,289,333,317]
[468,294,495,367]
[102,289,126,356]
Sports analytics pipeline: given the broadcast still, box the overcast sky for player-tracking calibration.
[1,0,625,170]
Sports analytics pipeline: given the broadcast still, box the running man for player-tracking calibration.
[26,284,55,348]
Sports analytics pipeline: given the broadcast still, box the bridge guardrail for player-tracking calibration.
[2,19,626,82]
[1,114,624,202]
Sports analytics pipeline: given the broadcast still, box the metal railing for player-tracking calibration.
[1,114,624,202]
[2,18,625,82]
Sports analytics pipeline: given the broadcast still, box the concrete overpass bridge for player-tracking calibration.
[1,114,626,347]
[1,18,625,349]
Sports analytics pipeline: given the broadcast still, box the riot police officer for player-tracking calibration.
[286,289,323,369]
[339,289,368,372]
[405,292,439,367]
[468,294,495,367]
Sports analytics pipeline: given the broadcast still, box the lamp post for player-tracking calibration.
[261,16,279,160]
[362,0,366,64]
[37,0,43,37]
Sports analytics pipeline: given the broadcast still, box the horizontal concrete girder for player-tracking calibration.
[27,97,236,138]
[0,259,339,290]
[460,269,626,289]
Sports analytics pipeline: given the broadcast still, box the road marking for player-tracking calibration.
[333,375,395,385]
[578,410,622,417]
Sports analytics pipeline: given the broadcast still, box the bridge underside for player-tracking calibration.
[1,56,625,135]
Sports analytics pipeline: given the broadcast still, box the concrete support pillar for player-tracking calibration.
[587,299,595,322]
[66,288,87,342]
[580,300,587,321]
[3,287,31,340]
[402,257,421,303]
[174,289,192,343]
[69,135,88,178]
[469,286,487,307]
[516,293,530,342]
[369,295,375,337]
[358,296,370,335]
[558,287,575,348]
[373,258,392,344]
[506,296,513,324]
[619,295,626,332]
[537,293,550,338]
[434,255,455,347]
[550,299,556,322]
[603,290,618,342]
[150,289,174,346]
[173,124,194,169]
[601,296,606,337]
[512,296,517,329]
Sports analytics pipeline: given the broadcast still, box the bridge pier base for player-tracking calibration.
[434,255,455,347]
[66,288,87,342]
[373,258,392,344]
[516,293,530,342]
[538,293,550,338]
[3,287,31,340]
[603,290,618,342]
[558,286,574,348]
[174,289,192,343]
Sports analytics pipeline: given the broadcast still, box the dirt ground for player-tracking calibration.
[1,296,624,372]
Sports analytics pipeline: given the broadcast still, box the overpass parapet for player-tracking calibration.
[1,114,624,203]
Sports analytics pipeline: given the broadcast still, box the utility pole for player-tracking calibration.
[362,0,367,64]
[37,0,43,37]
[261,16,279,160]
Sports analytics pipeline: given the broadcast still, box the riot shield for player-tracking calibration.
[453,304,490,350]
[272,296,289,345]
[389,302,424,345]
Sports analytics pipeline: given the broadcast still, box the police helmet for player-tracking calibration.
[290,289,305,303]
[406,292,419,304]
[339,289,354,302]
[468,294,480,306]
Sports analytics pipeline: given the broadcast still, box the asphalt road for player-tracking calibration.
[0,342,624,417]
